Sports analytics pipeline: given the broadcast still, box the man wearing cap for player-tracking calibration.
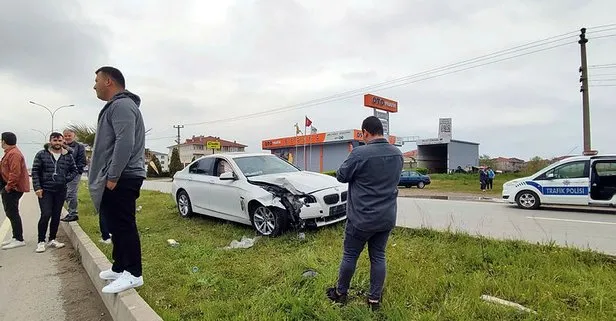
[0,132,30,250]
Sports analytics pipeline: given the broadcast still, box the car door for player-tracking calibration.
[533,160,589,205]
[207,157,248,219]
[186,158,215,210]
[399,171,409,186]
[589,157,616,205]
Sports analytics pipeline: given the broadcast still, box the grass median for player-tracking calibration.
[413,173,524,196]
[76,182,616,320]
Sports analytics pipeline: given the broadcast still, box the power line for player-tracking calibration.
[178,26,615,127]
[590,84,616,87]
[185,40,576,126]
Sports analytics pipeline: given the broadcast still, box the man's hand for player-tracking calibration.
[35,189,43,198]
[106,180,117,190]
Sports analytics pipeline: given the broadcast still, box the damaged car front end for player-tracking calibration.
[248,176,348,236]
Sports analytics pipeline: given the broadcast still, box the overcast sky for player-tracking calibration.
[1,0,615,167]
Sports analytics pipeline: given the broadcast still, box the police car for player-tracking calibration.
[502,154,616,209]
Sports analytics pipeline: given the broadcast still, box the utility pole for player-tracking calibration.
[173,125,184,147]
[578,28,595,155]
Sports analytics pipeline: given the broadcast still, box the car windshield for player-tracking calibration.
[234,155,300,177]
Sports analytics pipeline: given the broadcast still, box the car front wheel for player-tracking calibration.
[250,205,287,237]
[177,190,193,218]
[417,181,425,189]
[515,190,540,209]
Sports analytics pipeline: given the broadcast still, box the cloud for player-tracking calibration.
[1,0,615,166]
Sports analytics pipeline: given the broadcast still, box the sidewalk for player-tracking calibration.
[0,191,111,321]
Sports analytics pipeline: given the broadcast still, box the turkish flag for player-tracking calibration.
[305,116,312,127]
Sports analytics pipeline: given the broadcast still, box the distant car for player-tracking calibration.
[171,153,348,237]
[399,170,431,188]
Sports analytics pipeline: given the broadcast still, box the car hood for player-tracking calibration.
[248,171,346,194]
[504,176,531,185]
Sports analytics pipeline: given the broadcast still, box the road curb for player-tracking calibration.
[60,221,163,321]
[400,194,504,203]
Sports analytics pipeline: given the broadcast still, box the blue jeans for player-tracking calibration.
[336,221,392,301]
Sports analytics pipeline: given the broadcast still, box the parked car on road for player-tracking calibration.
[398,170,431,188]
[502,154,616,209]
[171,153,348,236]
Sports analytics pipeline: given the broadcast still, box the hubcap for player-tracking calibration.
[519,193,536,208]
[178,194,189,216]
[253,207,276,235]
[418,182,424,188]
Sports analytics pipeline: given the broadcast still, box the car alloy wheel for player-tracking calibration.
[516,191,539,209]
[253,206,277,236]
[177,191,192,217]
[417,181,425,189]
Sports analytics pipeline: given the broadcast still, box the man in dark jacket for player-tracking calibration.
[32,132,77,253]
[326,116,403,311]
[60,128,87,223]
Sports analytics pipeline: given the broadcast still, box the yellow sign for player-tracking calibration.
[206,141,221,150]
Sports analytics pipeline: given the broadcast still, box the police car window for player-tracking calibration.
[596,162,616,176]
[547,161,586,179]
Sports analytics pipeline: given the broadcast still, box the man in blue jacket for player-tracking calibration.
[60,128,87,223]
[326,116,403,311]
[32,132,78,253]
[89,66,146,294]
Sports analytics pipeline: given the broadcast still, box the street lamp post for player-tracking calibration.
[31,128,47,142]
[29,101,75,134]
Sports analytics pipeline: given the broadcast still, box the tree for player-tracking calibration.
[67,123,96,147]
[169,147,184,177]
[479,154,496,168]
[522,156,550,174]
[147,154,162,177]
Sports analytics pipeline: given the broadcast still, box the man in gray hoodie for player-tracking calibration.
[89,66,146,294]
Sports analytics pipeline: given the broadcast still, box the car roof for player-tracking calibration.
[201,152,274,159]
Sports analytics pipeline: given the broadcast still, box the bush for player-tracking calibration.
[415,167,428,175]
[322,170,336,177]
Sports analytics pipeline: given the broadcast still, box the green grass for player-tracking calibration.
[422,173,526,195]
[76,183,616,320]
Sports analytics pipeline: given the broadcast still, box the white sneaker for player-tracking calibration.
[1,238,16,246]
[102,271,143,294]
[47,239,65,248]
[99,238,112,244]
[1,239,26,250]
[35,242,46,253]
[99,269,123,280]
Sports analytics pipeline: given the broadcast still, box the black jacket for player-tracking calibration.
[66,141,87,174]
[32,145,78,192]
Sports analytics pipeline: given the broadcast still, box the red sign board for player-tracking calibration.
[364,94,398,113]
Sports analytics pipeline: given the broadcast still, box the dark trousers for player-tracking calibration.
[336,221,392,301]
[38,188,66,243]
[1,191,24,241]
[101,178,144,277]
[99,208,110,240]
[487,178,494,190]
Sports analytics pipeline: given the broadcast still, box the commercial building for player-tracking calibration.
[416,118,480,173]
[262,129,401,172]
[168,135,247,166]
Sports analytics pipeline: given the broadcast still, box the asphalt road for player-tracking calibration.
[142,180,616,255]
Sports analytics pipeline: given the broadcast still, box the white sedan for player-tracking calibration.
[171,152,348,236]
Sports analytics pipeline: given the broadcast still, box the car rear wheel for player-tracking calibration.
[515,190,540,209]
[250,205,287,237]
[417,181,425,189]
[177,190,193,218]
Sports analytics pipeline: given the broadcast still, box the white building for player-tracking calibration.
[145,149,170,173]
[168,135,247,165]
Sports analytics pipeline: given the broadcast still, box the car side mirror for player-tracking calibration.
[220,172,236,180]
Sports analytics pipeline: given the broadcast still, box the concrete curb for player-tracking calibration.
[60,221,163,321]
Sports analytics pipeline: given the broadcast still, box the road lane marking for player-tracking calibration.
[0,217,10,241]
[527,216,616,225]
